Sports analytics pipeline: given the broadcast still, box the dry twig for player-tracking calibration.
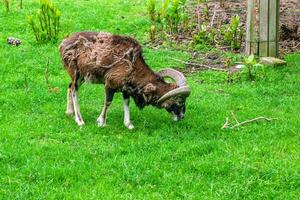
[45,57,50,85]
[221,112,278,129]
[230,117,278,129]
[230,111,239,124]
[221,117,229,129]
[170,57,227,72]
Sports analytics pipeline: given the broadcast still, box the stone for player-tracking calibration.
[260,57,287,66]
[7,37,22,46]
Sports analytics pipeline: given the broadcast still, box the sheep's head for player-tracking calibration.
[157,69,191,121]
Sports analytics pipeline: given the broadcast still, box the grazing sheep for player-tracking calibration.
[59,32,190,129]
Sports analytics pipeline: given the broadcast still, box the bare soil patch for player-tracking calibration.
[192,0,300,54]
[175,0,300,74]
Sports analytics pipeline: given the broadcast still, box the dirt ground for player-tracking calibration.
[181,0,300,73]
[194,0,300,53]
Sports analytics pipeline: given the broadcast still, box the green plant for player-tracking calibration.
[3,0,9,12]
[193,24,215,45]
[147,0,157,42]
[222,15,243,50]
[149,25,156,42]
[159,0,188,34]
[28,0,61,43]
[243,55,264,80]
[202,0,209,19]
[146,0,188,41]
[147,0,156,23]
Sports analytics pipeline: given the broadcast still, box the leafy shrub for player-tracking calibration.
[160,0,188,34]
[242,55,264,81]
[222,15,243,50]
[198,0,209,19]
[149,25,157,42]
[193,24,215,45]
[147,0,156,24]
[28,0,61,43]
[147,0,157,42]
[192,14,244,51]
[146,0,188,41]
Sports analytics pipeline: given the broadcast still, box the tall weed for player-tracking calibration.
[28,0,61,43]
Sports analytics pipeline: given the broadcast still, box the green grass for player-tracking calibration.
[1,0,300,199]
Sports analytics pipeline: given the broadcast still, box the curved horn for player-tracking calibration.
[157,86,191,105]
[157,68,186,87]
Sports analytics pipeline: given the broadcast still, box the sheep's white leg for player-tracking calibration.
[123,98,134,130]
[66,88,74,115]
[71,89,85,126]
[97,88,115,127]
[97,101,111,127]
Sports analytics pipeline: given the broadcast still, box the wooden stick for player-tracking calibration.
[230,116,278,129]
[221,111,278,129]
[221,117,230,129]
[169,57,227,72]
[230,111,239,124]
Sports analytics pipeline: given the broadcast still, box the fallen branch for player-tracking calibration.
[221,117,229,129]
[221,112,278,129]
[169,57,227,72]
[230,111,239,124]
[230,116,278,129]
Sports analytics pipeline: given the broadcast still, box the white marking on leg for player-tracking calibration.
[66,88,74,115]
[123,99,134,130]
[97,102,111,127]
[71,90,85,126]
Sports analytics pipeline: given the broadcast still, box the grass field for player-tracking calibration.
[1,0,300,199]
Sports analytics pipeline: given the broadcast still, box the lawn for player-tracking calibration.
[0,0,300,199]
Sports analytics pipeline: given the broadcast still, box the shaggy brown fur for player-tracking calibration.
[60,32,176,109]
[59,32,190,128]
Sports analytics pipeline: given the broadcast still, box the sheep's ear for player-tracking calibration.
[144,83,157,94]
